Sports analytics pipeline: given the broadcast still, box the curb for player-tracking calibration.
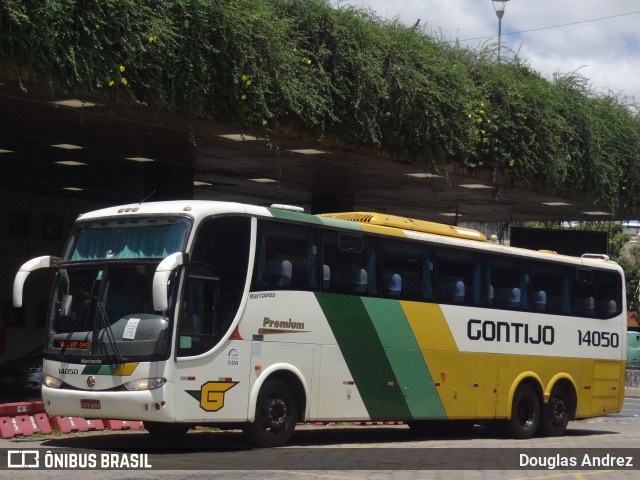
[0,401,143,439]
[624,388,640,398]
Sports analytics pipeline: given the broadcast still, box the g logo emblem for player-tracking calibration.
[199,381,237,412]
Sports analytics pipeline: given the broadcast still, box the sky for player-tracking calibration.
[334,0,640,103]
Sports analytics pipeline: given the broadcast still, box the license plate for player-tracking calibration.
[80,399,101,409]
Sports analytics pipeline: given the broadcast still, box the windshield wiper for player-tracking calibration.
[96,301,123,364]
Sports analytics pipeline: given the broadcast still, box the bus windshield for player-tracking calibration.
[46,264,176,361]
[66,217,190,261]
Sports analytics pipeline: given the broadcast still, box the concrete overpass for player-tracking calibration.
[0,77,621,224]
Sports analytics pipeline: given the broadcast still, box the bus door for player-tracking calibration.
[172,216,252,423]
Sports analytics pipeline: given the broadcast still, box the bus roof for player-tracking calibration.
[74,201,620,271]
[318,212,487,242]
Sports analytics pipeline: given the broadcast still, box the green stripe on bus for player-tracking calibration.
[315,293,411,420]
[361,297,446,418]
[316,216,363,231]
[267,207,364,231]
[79,363,138,375]
[267,208,324,224]
[81,364,117,375]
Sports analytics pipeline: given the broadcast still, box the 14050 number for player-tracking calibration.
[578,330,619,348]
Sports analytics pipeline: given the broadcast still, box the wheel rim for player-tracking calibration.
[261,397,288,431]
[549,396,567,427]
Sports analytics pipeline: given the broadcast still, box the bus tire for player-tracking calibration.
[540,384,571,437]
[503,383,540,439]
[144,421,191,438]
[244,379,298,448]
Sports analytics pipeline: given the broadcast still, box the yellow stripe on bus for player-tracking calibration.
[400,302,458,351]
[113,363,139,376]
[358,223,408,237]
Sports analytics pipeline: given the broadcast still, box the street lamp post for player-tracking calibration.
[492,0,510,62]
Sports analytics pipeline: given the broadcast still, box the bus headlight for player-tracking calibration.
[43,375,63,389]
[123,377,167,391]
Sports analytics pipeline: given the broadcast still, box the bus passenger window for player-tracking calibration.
[494,287,521,309]
[532,290,547,311]
[335,268,368,293]
[594,269,622,318]
[261,259,293,288]
[383,273,402,296]
[573,296,595,315]
[381,238,433,300]
[436,248,481,305]
[322,231,378,295]
[598,299,617,316]
[439,279,465,303]
[531,262,570,314]
[486,255,528,310]
[573,267,596,316]
[252,221,319,291]
[322,265,331,289]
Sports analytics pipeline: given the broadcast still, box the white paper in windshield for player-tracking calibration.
[123,318,141,340]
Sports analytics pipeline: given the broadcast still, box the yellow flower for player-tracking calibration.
[306,58,312,65]
[119,65,125,73]
[246,80,252,86]
[148,36,157,43]
[120,77,128,86]
[241,74,248,81]
[508,160,514,167]
[108,80,115,87]
[241,94,247,100]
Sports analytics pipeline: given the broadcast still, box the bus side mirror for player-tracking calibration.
[153,252,188,311]
[13,256,58,307]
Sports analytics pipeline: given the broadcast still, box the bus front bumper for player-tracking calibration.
[41,384,175,422]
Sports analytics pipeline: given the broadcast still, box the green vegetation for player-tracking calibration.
[2,0,640,212]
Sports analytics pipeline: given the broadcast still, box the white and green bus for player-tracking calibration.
[13,201,626,447]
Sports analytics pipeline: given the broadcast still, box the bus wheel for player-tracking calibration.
[504,383,540,439]
[540,384,571,437]
[244,379,298,448]
[143,421,191,438]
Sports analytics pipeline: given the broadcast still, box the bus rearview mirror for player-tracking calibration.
[13,255,58,307]
[153,252,187,311]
